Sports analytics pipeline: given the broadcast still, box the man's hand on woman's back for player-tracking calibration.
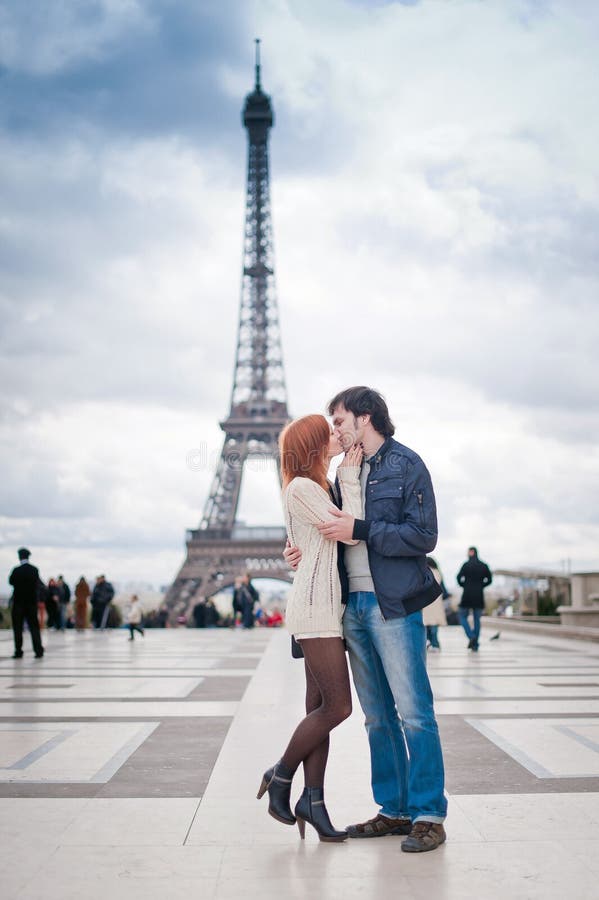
[284,540,302,571]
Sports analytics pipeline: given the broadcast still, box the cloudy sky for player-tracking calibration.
[1,0,598,594]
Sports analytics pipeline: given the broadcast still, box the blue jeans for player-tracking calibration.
[57,603,67,631]
[458,607,482,642]
[343,591,447,824]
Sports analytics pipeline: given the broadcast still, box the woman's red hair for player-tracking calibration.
[279,414,330,491]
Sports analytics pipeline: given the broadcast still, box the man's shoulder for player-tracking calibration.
[379,438,426,472]
[9,563,38,584]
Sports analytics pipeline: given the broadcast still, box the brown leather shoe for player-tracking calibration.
[346,813,412,838]
[401,821,446,852]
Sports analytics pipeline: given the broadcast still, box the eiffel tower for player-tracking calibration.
[167,41,292,616]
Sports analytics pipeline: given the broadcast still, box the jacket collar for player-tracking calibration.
[366,435,393,469]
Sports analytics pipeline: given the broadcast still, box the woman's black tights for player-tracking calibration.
[281,637,352,787]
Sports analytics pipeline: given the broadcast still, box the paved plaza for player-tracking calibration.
[1,622,599,899]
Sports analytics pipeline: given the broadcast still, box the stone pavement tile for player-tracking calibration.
[451,793,599,842]
[57,798,200,846]
[442,798,486,842]
[567,792,599,823]
[16,875,219,900]
[221,841,380,878]
[401,840,597,900]
[434,699,599,715]
[188,808,309,847]
[0,676,201,699]
[213,876,412,900]
[7,841,223,900]
[187,676,250,700]
[0,700,238,718]
[216,656,259,669]
[440,716,599,795]
[0,841,61,898]
[0,721,158,783]
[465,717,599,779]
[0,798,90,844]
[562,839,599,873]
[96,717,232,798]
[0,799,91,897]
[25,843,224,880]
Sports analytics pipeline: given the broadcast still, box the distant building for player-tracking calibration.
[492,569,571,615]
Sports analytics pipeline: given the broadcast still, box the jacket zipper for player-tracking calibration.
[416,490,425,527]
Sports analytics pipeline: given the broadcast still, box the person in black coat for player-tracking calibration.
[90,575,115,629]
[57,575,71,630]
[8,548,44,659]
[456,547,492,652]
[232,575,258,629]
[193,600,206,628]
[46,578,62,630]
[240,574,258,629]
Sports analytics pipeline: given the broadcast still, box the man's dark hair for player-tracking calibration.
[328,386,395,438]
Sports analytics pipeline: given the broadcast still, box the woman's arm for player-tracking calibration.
[336,467,362,545]
[288,478,338,527]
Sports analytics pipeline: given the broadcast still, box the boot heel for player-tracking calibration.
[257,763,296,825]
[294,787,348,842]
[257,775,269,800]
[297,817,306,839]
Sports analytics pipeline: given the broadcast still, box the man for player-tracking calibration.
[456,546,493,651]
[285,386,447,852]
[233,574,258,629]
[90,575,115,629]
[241,573,259,629]
[8,547,44,659]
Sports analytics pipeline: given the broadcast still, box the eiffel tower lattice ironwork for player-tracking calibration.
[167,42,292,615]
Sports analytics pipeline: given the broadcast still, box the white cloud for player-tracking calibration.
[0,0,154,75]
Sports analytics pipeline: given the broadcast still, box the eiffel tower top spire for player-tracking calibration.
[243,39,270,130]
[254,37,261,91]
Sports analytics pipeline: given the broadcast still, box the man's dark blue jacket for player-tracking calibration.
[338,436,442,620]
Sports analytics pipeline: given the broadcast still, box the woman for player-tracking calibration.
[126,594,145,641]
[258,414,363,842]
[423,558,447,651]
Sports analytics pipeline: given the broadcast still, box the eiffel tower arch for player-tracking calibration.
[166,41,292,617]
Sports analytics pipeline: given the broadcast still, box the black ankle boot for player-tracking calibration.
[257,761,296,825]
[294,787,348,842]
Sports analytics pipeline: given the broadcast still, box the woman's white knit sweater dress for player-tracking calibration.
[282,467,363,639]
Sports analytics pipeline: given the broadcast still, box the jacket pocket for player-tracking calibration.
[367,478,404,522]
[368,477,404,500]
